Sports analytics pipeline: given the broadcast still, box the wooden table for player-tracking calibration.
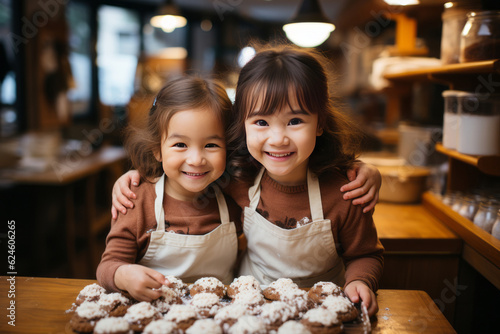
[0,276,456,333]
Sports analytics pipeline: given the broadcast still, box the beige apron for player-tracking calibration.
[239,169,346,288]
[139,174,238,284]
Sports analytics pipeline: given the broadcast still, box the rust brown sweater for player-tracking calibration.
[224,169,384,291]
[96,182,242,292]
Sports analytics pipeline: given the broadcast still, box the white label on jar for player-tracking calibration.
[458,114,500,155]
[443,112,460,149]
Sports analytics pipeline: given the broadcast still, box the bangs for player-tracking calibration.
[243,78,315,118]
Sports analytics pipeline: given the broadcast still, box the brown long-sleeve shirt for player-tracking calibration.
[96,182,242,292]
[224,169,384,291]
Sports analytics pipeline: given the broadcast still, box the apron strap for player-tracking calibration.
[213,185,231,225]
[307,170,324,222]
[248,168,265,210]
[154,174,166,231]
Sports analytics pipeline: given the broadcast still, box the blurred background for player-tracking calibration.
[1,1,500,330]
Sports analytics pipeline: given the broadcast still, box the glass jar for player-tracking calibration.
[460,11,500,62]
[458,196,478,220]
[457,93,500,156]
[473,200,499,233]
[441,2,478,64]
[442,90,466,149]
[492,210,500,239]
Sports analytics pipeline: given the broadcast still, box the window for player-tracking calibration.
[0,0,17,136]
[66,1,92,117]
[97,5,140,106]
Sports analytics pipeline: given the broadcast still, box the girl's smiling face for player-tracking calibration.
[244,94,322,186]
[156,108,226,201]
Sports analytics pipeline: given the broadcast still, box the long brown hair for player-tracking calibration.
[227,44,363,183]
[126,75,232,182]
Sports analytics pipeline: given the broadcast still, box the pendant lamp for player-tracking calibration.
[282,0,335,48]
[150,0,187,33]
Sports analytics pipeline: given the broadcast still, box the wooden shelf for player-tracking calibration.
[422,192,500,273]
[384,59,500,90]
[435,143,500,176]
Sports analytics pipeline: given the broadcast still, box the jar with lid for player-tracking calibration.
[492,210,500,239]
[460,11,500,62]
[457,93,500,156]
[473,200,499,233]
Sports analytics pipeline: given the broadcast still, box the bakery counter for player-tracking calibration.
[373,202,462,323]
[0,276,455,333]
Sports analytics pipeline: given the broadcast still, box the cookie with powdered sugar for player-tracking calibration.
[278,320,312,334]
[190,277,226,298]
[186,319,223,334]
[190,292,223,318]
[97,292,131,317]
[307,281,344,305]
[151,285,183,314]
[321,295,358,322]
[142,319,177,334]
[164,304,198,332]
[231,289,265,314]
[214,303,248,332]
[259,301,298,331]
[300,307,343,334]
[263,278,299,301]
[93,317,132,334]
[75,283,106,305]
[70,301,108,333]
[164,275,188,296]
[227,315,267,334]
[227,275,261,298]
[123,301,162,332]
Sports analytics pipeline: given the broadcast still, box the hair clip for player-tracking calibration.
[152,96,158,107]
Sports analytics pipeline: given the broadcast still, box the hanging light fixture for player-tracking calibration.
[282,0,335,48]
[383,0,419,5]
[150,0,187,33]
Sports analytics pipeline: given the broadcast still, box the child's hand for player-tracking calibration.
[114,264,166,302]
[344,280,378,317]
[341,162,381,213]
[111,170,141,219]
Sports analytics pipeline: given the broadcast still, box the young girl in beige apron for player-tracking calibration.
[239,169,345,288]
[139,174,238,284]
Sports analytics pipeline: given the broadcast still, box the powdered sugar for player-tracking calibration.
[97,292,129,307]
[124,302,158,322]
[260,301,295,324]
[93,317,130,333]
[143,319,176,334]
[268,278,298,291]
[78,283,106,300]
[186,319,222,334]
[193,277,225,290]
[316,281,342,295]
[76,301,107,319]
[321,295,353,313]
[303,308,340,326]
[228,315,267,334]
[164,304,197,322]
[191,292,220,308]
[214,304,248,322]
[233,290,265,307]
[278,320,312,334]
[230,276,261,291]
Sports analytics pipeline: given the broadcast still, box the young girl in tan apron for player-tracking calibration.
[227,44,384,316]
[96,75,240,302]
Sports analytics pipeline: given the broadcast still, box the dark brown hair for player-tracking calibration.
[126,75,232,182]
[227,44,363,183]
